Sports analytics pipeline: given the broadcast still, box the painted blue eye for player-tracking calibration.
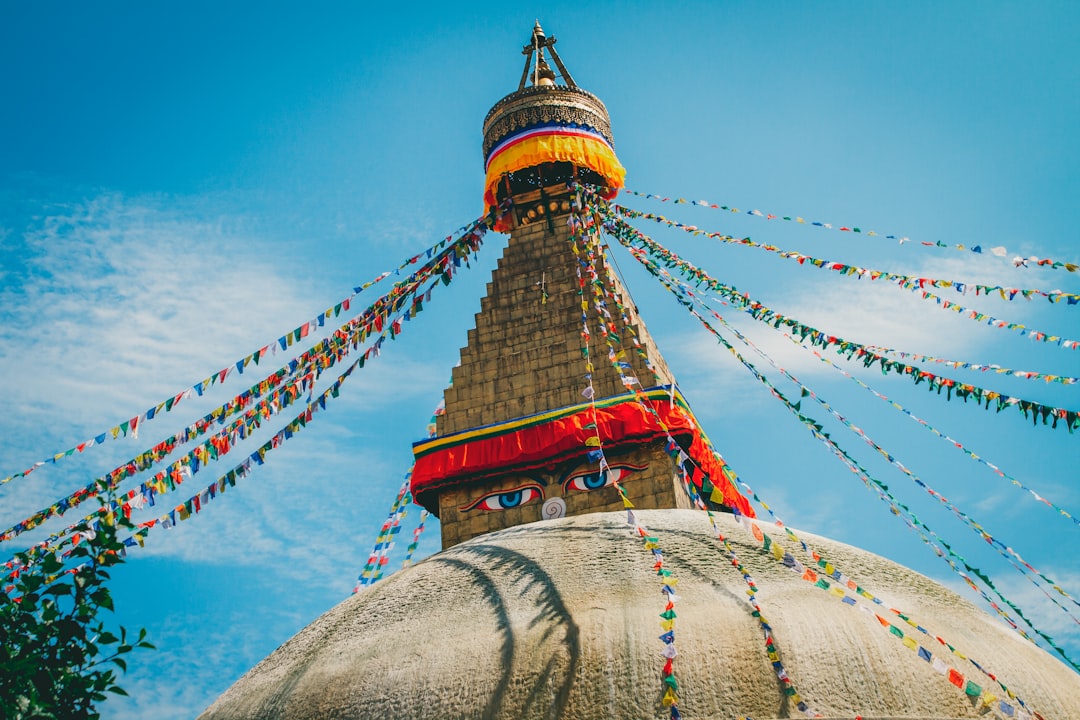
[581,473,608,490]
[461,484,544,512]
[565,471,612,492]
[498,490,524,508]
[563,463,648,493]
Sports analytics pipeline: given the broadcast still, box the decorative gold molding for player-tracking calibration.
[482,86,614,160]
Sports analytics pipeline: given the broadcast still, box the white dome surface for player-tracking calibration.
[199,509,1080,719]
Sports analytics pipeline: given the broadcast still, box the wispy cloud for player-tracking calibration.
[0,190,336,542]
[0,188,439,719]
[0,192,318,445]
[0,189,429,566]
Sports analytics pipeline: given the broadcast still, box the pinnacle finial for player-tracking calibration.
[517,21,576,91]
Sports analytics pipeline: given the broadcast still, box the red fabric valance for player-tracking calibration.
[411,390,752,517]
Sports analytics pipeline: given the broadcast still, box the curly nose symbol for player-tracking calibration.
[541,497,566,520]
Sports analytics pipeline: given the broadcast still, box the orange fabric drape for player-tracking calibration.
[483,131,626,212]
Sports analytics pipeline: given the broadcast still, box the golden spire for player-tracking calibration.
[518,20,576,90]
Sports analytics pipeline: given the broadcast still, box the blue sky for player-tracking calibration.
[1,2,1078,717]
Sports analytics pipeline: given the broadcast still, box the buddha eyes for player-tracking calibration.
[461,483,544,512]
[562,463,647,493]
[460,463,648,512]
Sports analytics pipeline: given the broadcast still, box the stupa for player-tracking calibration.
[199,24,1080,720]
[411,20,750,550]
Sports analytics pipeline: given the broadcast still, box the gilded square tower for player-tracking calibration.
[411,23,749,548]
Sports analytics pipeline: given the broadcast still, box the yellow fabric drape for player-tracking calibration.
[483,132,626,212]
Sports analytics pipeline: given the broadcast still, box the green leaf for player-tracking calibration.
[0,492,153,717]
[41,554,63,574]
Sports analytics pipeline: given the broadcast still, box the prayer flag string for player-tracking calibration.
[852,344,1078,386]
[3,354,334,548]
[672,285,1080,669]
[9,255,469,586]
[700,298,1080,628]
[667,431,1040,720]
[639,251,1053,655]
[616,199,1080,307]
[626,510,685,720]
[592,192,1078,533]
[401,510,429,569]
[622,187,1080,273]
[608,199,1080,349]
[4,340,379,595]
[577,198,819,716]
[0,222,491,549]
[0,210,500,487]
[786,337,1080,529]
[354,389,446,592]
[2,208,506,576]
[6,322,401,578]
[723,504,1038,718]
[569,206,682,720]
[104,347,379,561]
[574,198,736,504]
[594,203,1080,432]
[354,479,411,592]
[578,185,1049,716]
[569,198,745,513]
[684,483,821,717]
[602,212,1080,670]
